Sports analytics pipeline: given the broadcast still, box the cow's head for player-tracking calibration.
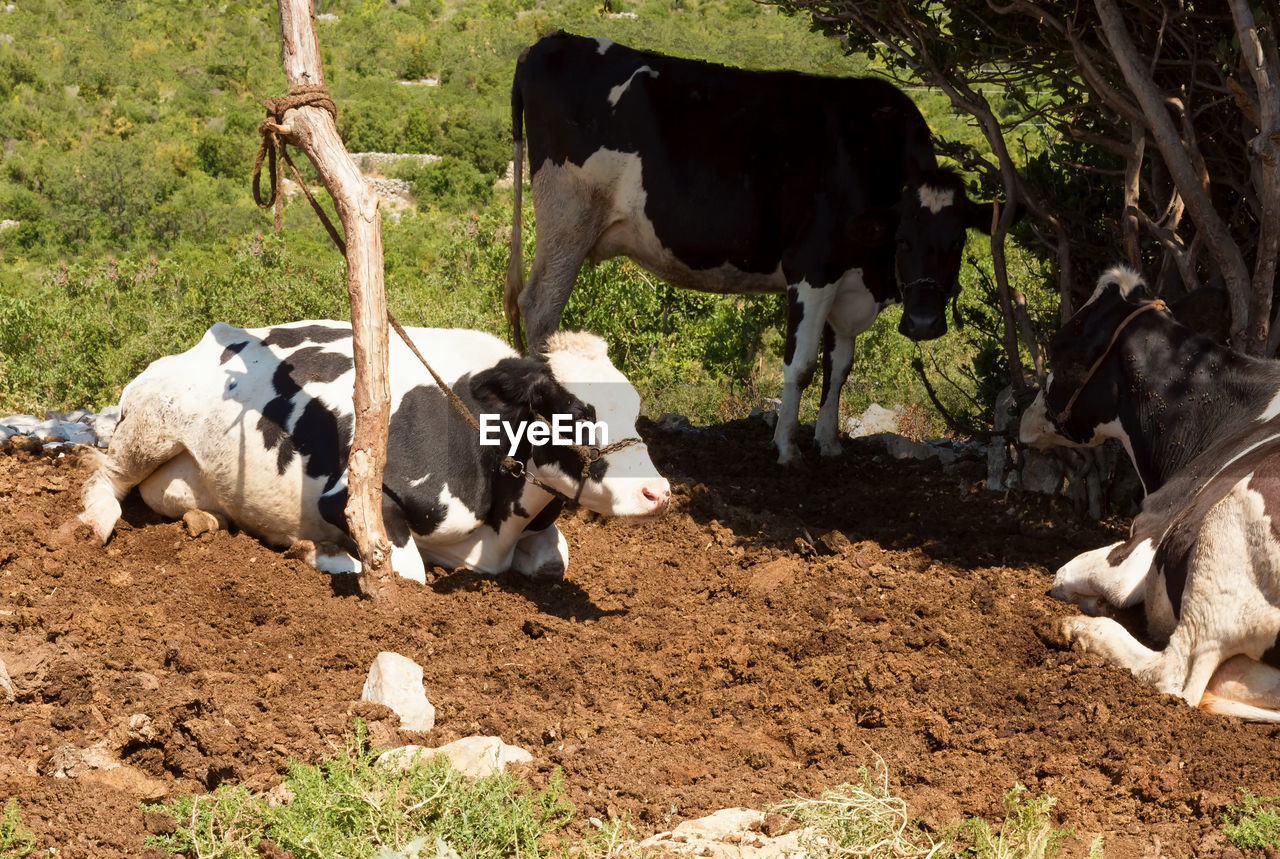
[472,332,670,518]
[1019,265,1155,449]
[894,168,1002,341]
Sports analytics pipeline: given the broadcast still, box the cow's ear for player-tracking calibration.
[964,199,1021,235]
[848,208,897,247]
[470,357,554,415]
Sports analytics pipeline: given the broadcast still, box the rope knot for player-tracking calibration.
[252,83,345,246]
[262,83,338,124]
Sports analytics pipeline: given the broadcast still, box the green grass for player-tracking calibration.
[0,0,1059,435]
[951,785,1073,859]
[1222,789,1280,850]
[137,735,1096,859]
[142,723,575,859]
[0,800,35,859]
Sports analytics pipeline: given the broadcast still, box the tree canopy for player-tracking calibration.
[774,0,1280,356]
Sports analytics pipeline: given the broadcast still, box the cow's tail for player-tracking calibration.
[504,72,528,355]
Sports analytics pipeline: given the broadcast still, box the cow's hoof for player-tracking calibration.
[1055,615,1092,649]
[284,540,318,565]
[1049,584,1106,616]
[77,513,113,546]
[776,446,801,466]
[182,509,225,537]
[522,561,566,582]
[817,438,843,457]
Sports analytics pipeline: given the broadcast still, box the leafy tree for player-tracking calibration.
[773,0,1280,358]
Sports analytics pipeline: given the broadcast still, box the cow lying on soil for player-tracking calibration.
[505,31,1001,465]
[1021,265,1280,720]
[80,322,670,583]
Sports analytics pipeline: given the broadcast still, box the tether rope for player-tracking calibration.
[254,85,643,504]
[1056,299,1168,425]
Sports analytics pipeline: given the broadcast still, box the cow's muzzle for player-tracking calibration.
[898,279,949,341]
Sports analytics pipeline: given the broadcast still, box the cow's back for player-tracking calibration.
[516,32,932,207]
[514,32,933,289]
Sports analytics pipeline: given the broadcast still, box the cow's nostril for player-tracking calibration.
[643,487,658,501]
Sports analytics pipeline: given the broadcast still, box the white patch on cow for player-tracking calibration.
[592,36,614,55]
[1258,390,1280,424]
[1051,537,1155,614]
[416,482,484,543]
[917,185,954,214]
[530,152,785,295]
[538,331,670,517]
[1085,263,1146,306]
[1018,390,1056,448]
[608,65,658,107]
[774,280,838,466]
[814,269,882,457]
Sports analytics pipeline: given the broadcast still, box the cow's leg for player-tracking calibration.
[520,168,605,351]
[1200,656,1280,722]
[383,503,428,584]
[511,525,569,581]
[1056,614,1218,705]
[775,283,838,465]
[80,409,187,544]
[136,452,227,536]
[1050,538,1156,615]
[814,325,855,458]
[814,274,881,457]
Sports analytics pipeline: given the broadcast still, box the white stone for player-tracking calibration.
[1021,449,1065,495]
[866,433,958,466]
[0,219,17,230]
[845,403,901,438]
[377,736,533,779]
[639,807,821,858]
[361,652,435,732]
[1,415,41,434]
[986,441,1008,492]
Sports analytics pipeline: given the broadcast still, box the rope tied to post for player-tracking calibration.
[252,83,345,248]
[249,82,643,508]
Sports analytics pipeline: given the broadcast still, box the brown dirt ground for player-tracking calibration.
[1,417,1277,858]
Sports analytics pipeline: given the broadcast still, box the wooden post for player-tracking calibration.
[271,0,397,605]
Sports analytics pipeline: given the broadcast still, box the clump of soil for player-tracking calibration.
[0,418,1271,858]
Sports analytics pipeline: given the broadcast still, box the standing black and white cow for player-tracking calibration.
[1021,265,1280,720]
[504,31,1001,464]
[80,322,670,583]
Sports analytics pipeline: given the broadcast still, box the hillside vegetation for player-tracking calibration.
[0,0,1053,431]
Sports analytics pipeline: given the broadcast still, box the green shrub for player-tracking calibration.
[0,799,35,858]
[1222,789,1280,850]
[143,723,574,859]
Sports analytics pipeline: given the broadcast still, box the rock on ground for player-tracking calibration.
[361,652,435,733]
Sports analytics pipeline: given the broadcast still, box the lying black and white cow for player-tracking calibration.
[80,322,670,583]
[1021,265,1280,720]
[505,31,1001,464]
